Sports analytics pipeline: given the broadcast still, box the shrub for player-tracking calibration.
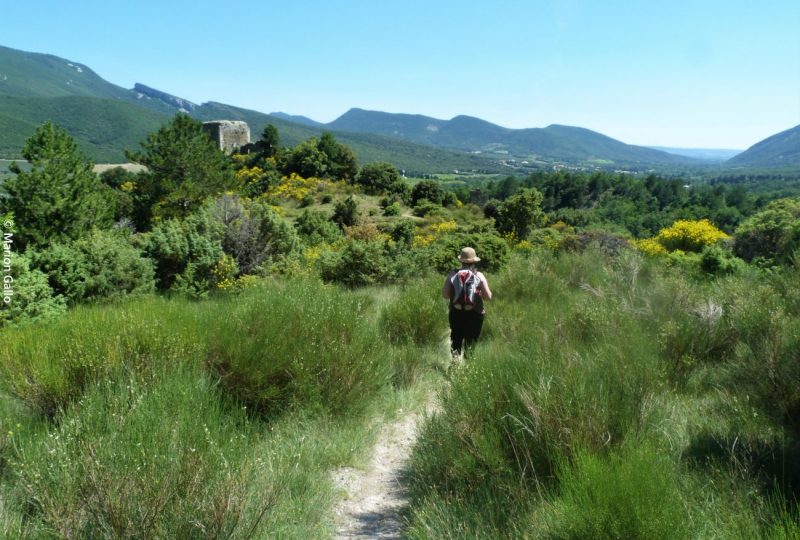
[425,229,510,273]
[319,240,393,287]
[733,198,800,264]
[205,279,392,416]
[9,364,270,538]
[536,446,690,539]
[700,245,745,276]
[0,296,204,418]
[412,199,443,218]
[204,194,302,274]
[30,229,155,304]
[656,218,730,253]
[332,196,359,228]
[295,209,341,246]
[383,202,401,216]
[137,210,225,296]
[379,277,447,347]
[0,254,66,328]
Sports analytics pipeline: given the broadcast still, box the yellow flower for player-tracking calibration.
[632,237,667,256]
[656,219,729,253]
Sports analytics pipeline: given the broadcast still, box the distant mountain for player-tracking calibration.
[134,83,197,112]
[269,112,323,127]
[0,45,176,115]
[193,102,501,175]
[649,147,742,162]
[328,108,691,166]
[0,95,170,161]
[727,125,800,168]
[0,43,711,171]
[0,45,500,172]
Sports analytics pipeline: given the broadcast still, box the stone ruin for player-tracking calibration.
[202,121,250,154]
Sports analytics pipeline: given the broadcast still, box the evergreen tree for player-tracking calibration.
[261,124,280,158]
[2,122,111,249]
[126,114,234,228]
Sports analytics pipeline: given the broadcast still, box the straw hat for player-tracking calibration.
[458,247,481,264]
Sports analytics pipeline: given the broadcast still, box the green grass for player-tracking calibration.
[3,247,800,537]
[405,249,800,539]
[0,273,449,537]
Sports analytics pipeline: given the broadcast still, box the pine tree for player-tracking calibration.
[126,113,234,228]
[2,122,110,249]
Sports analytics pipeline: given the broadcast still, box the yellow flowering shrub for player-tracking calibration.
[632,238,668,256]
[236,166,264,185]
[266,173,330,203]
[212,254,237,289]
[222,274,261,294]
[655,219,730,253]
[413,220,458,247]
[120,180,136,193]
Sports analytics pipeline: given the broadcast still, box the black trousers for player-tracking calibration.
[449,308,485,355]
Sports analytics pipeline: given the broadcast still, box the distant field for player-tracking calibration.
[93,163,146,174]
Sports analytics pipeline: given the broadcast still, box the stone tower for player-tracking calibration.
[202,121,250,154]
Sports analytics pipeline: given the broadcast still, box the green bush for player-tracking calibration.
[205,279,392,416]
[204,194,302,274]
[332,196,359,228]
[425,229,510,273]
[30,228,155,304]
[412,199,443,218]
[0,296,203,418]
[0,253,66,328]
[734,198,800,264]
[8,363,273,538]
[295,208,341,246]
[379,277,447,347]
[700,245,745,276]
[138,210,225,296]
[535,445,690,539]
[319,240,393,287]
[383,202,401,217]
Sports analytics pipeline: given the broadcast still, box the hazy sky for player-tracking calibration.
[3,0,799,149]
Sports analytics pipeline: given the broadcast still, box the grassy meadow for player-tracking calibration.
[0,277,446,538]
[0,248,798,537]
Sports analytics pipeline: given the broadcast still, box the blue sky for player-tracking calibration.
[3,0,799,148]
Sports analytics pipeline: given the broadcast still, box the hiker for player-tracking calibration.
[442,247,492,357]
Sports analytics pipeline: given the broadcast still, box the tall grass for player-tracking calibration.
[406,248,800,538]
[0,275,447,537]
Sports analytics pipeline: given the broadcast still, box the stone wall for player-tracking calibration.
[202,121,250,154]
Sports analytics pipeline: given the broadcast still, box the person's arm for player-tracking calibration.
[442,272,454,300]
[477,272,492,301]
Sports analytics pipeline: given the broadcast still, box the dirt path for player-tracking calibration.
[331,403,432,539]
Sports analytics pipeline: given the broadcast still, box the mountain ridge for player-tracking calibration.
[727,124,800,168]
[327,107,692,166]
[1,44,797,171]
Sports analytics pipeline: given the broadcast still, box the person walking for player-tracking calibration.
[442,247,493,357]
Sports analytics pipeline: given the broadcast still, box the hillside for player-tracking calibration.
[0,95,170,161]
[1,43,762,172]
[192,102,503,175]
[328,108,693,166]
[727,124,800,168]
[0,45,503,173]
[650,146,742,162]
